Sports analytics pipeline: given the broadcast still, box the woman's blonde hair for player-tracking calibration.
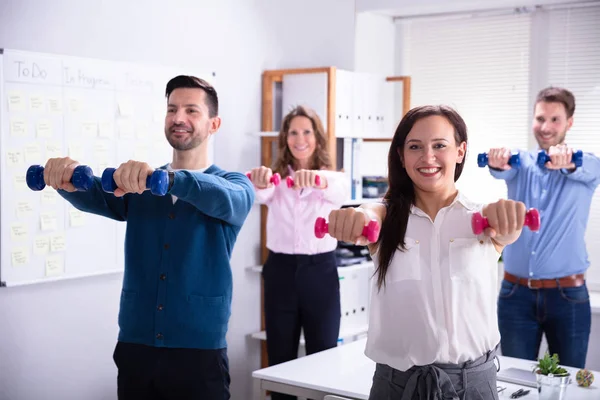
[272,105,332,178]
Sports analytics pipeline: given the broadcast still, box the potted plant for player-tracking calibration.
[534,352,570,399]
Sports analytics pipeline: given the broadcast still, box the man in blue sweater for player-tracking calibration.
[43,75,254,399]
[487,87,600,368]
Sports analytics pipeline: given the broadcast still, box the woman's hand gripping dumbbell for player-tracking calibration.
[27,158,94,192]
[286,170,322,189]
[101,161,169,197]
[471,204,540,235]
[479,148,521,170]
[314,207,380,245]
[246,166,281,188]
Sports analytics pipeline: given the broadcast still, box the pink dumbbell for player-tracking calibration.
[286,175,321,188]
[246,172,281,186]
[471,208,540,235]
[314,217,380,243]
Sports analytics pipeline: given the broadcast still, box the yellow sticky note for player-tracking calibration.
[40,211,57,231]
[45,142,62,159]
[69,208,85,227]
[10,118,28,137]
[16,200,34,219]
[68,98,81,113]
[50,232,66,252]
[6,150,24,167]
[98,122,114,138]
[81,121,98,137]
[14,175,27,191]
[68,143,84,161]
[24,143,42,164]
[45,255,64,277]
[36,120,53,138]
[7,91,26,112]
[136,122,149,139]
[30,94,46,112]
[118,120,135,139]
[41,189,58,205]
[11,247,29,266]
[33,236,50,255]
[118,98,134,116]
[47,97,62,113]
[10,223,29,241]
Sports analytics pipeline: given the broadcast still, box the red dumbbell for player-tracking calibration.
[246,172,281,186]
[471,208,540,235]
[286,175,321,188]
[314,217,380,243]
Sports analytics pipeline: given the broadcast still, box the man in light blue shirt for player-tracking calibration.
[487,87,600,368]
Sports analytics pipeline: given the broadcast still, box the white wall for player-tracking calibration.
[0,1,355,399]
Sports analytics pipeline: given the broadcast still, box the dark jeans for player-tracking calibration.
[497,279,591,368]
[262,251,341,400]
[113,341,230,400]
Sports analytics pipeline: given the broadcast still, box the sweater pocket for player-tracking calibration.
[187,295,230,333]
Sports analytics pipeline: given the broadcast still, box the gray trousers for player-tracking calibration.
[368,348,499,400]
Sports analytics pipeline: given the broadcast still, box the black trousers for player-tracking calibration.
[262,251,341,400]
[112,341,230,400]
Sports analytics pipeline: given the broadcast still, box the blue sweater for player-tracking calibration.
[58,164,255,349]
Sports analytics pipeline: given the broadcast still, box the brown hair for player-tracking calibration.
[272,105,332,177]
[375,105,468,291]
[165,75,219,118]
[535,87,576,118]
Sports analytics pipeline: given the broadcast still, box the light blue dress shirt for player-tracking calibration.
[489,150,600,279]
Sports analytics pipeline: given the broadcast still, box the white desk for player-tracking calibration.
[252,338,599,400]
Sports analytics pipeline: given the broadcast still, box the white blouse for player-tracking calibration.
[365,192,502,371]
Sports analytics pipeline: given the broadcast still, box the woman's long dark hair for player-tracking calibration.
[375,105,468,291]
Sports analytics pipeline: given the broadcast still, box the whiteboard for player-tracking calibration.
[0,48,215,287]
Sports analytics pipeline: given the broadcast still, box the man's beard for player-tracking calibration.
[536,129,567,150]
[165,129,204,151]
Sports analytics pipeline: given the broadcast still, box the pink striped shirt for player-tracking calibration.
[254,168,350,255]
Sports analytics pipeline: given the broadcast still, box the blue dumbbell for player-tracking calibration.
[537,150,583,168]
[477,152,521,168]
[26,164,94,191]
[101,168,169,196]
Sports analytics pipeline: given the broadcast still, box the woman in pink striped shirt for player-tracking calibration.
[248,105,350,400]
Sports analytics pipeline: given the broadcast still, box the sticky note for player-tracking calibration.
[69,208,85,227]
[30,94,46,112]
[6,150,24,167]
[46,142,62,159]
[16,200,34,218]
[50,232,66,252]
[14,175,27,191]
[68,143,84,161]
[47,97,62,113]
[41,189,58,205]
[36,120,53,138]
[45,255,64,276]
[98,122,114,138]
[7,91,26,112]
[118,120,134,139]
[10,223,29,241]
[24,143,42,163]
[118,98,134,116]
[81,121,98,137]
[33,236,50,255]
[68,98,81,113]
[10,118,28,137]
[11,247,29,266]
[40,211,58,231]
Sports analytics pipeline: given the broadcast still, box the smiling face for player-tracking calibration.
[401,115,466,195]
[533,101,573,150]
[286,116,317,169]
[164,88,216,151]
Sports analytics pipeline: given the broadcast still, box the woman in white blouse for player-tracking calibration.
[326,105,527,399]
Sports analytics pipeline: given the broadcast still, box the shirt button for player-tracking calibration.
[449,239,454,242]
[157,304,164,311]
[531,251,536,255]
[156,333,163,340]
[164,244,170,250]
[168,213,175,220]
[160,273,166,281]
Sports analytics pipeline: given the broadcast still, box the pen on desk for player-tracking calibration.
[510,389,530,398]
